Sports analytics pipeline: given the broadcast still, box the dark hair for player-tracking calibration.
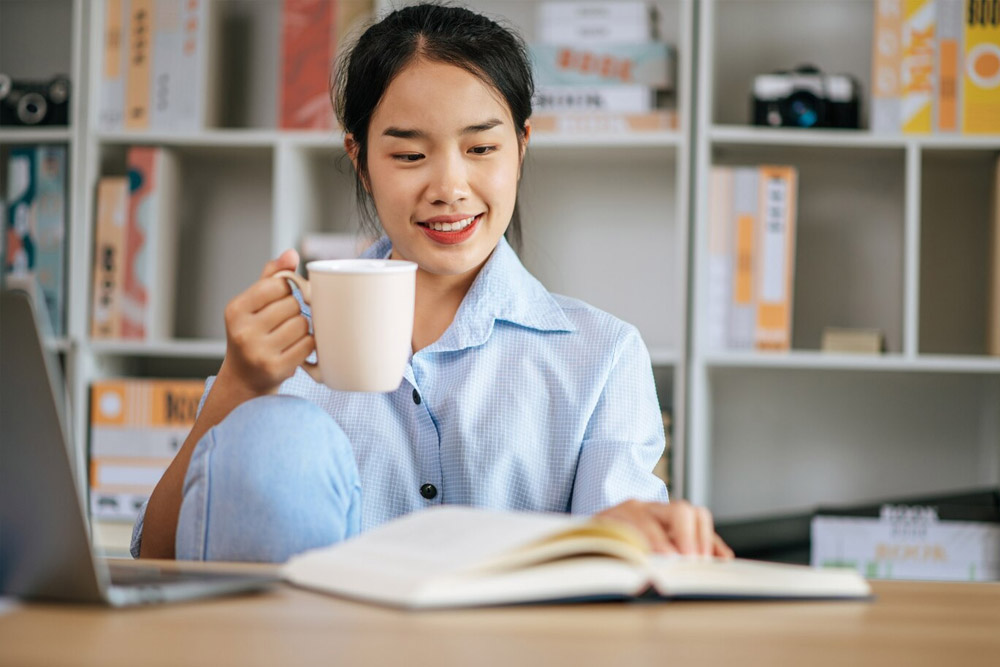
[333,3,533,250]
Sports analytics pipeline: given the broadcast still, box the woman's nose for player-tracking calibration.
[426,152,470,205]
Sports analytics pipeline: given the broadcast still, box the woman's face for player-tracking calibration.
[353,58,528,280]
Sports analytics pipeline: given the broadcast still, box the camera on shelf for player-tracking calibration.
[0,74,71,127]
[751,65,861,129]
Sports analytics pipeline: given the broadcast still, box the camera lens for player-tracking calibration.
[781,90,825,128]
[17,92,47,125]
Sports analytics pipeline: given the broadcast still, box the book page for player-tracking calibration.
[647,556,872,599]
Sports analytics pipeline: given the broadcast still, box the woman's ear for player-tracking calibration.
[517,120,532,178]
[345,134,360,170]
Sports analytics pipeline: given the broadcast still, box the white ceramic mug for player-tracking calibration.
[275,259,417,392]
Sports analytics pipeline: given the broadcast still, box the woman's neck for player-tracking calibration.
[410,264,482,353]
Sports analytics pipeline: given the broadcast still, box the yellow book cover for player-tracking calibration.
[90,178,128,339]
[989,155,1000,356]
[962,0,1000,133]
[902,0,936,133]
[124,0,153,130]
[755,166,798,351]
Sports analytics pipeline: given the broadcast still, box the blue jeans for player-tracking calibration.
[175,395,362,563]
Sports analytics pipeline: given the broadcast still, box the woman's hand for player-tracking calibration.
[217,249,315,396]
[596,499,735,558]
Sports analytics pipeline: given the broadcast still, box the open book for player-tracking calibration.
[282,506,872,609]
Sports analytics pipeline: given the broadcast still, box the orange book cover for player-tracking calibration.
[280,0,336,130]
[90,177,128,339]
[124,0,153,131]
[754,166,798,351]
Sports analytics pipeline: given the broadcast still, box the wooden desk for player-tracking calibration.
[2,571,999,667]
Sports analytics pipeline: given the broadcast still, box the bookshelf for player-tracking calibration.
[689,0,1000,520]
[4,0,998,550]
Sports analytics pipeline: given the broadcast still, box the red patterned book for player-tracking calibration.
[280,0,336,130]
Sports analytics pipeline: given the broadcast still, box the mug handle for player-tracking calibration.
[273,269,323,384]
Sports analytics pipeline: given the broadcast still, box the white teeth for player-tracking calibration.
[427,216,475,232]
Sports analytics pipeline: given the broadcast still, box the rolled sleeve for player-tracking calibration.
[570,326,669,515]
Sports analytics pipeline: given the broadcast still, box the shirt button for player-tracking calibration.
[412,388,421,405]
[420,483,437,500]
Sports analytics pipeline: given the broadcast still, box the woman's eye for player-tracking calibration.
[393,153,424,162]
[469,145,497,155]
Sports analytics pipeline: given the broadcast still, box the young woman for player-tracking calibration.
[136,3,733,562]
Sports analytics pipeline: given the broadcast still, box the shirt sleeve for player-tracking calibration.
[570,325,669,515]
[130,375,217,559]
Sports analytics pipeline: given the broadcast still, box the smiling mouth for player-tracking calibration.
[417,214,480,232]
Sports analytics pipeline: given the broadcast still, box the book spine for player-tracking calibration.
[280,0,336,130]
[124,0,153,131]
[32,146,68,337]
[90,177,129,339]
[533,85,656,113]
[4,147,38,292]
[962,0,1000,133]
[530,43,674,89]
[175,0,219,130]
[755,166,798,352]
[537,2,656,43]
[936,0,964,132]
[98,0,127,132]
[989,154,1000,356]
[122,147,155,339]
[871,0,904,133]
[729,167,758,351]
[707,166,734,352]
[529,109,676,133]
[901,0,936,134]
[89,378,204,520]
[150,0,182,131]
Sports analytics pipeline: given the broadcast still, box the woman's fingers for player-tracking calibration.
[256,294,306,334]
[696,506,716,556]
[259,248,299,280]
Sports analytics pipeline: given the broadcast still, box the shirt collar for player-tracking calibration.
[362,236,576,353]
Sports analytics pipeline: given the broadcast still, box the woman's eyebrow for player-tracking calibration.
[382,118,504,139]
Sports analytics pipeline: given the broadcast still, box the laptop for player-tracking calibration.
[0,288,278,605]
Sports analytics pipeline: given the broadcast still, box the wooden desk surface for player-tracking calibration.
[2,565,1000,667]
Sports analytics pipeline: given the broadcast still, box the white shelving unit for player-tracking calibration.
[689,0,1000,520]
[9,0,995,535]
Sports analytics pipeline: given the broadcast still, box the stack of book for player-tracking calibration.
[2,145,68,337]
[278,0,373,130]
[98,0,218,132]
[706,165,799,352]
[89,378,204,556]
[871,0,1000,134]
[530,1,676,134]
[90,146,179,341]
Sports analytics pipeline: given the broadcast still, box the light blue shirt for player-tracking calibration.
[132,236,667,555]
[278,236,668,531]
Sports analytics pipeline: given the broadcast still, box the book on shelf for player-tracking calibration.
[901,0,935,134]
[89,378,204,550]
[536,1,658,44]
[279,0,373,130]
[872,0,1000,134]
[121,146,179,340]
[3,145,68,337]
[530,2,675,135]
[282,506,872,610]
[707,165,799,352]
[989,153,1000,356]
[90,177,129,340]
[102,0,218,132]
[821,327,888,354]
[962,0,1000,133]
